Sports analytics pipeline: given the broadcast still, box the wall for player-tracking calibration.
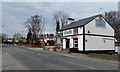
[78,35,83,51]
[63,39,66,49]
[85,17,114,36]
[78,27,83,34]
[84,16,114,51]
[85,35,114,51]
[115,46,120,54]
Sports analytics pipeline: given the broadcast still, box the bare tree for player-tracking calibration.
[53,11,70,34]
[104,11,120,39]
[25,15,46,39]
[13,33,21,40]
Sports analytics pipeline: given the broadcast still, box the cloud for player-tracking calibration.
[2,0,120,2]
[2,2,118,37]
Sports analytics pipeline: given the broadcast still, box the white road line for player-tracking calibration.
[87,66,96,69]
[37,54,41,55]
[5,52,8,55]
[79,64,96,70]
[18,60,21,63]
[59,58,97,70]
[28,48,43,51]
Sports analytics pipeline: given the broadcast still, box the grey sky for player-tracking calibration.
[1,2,119,37]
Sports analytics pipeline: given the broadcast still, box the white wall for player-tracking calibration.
[85,36,114,51]
[78,27,83,34]
[115,46,120,53]
[85,17,114,36]
[78,35,83,51]
[84,16,114,51]
[63,39,66,49]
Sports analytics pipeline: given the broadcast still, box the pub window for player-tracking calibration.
[73,38,78,48]
[95,17,106,28]
[64,29,72,35]
[73,28,78,35]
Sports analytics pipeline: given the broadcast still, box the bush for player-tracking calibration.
[18,40,24,45]
[34,40,41,45]
[25,40,30,45]
[47,40,55,46]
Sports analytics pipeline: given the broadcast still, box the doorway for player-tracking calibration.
[66,39,70,48]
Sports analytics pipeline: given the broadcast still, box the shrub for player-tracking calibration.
[47,40,55,46]
[25,40,30,45]
[18,40,24,45]
[34,40,41,45]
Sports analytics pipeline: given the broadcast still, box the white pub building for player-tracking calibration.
[60,14,115,52]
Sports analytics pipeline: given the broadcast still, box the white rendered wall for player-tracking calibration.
[63,39,66,49]
[78,35,83,51]
[84,16,114,51]
[85,17,114,36]
[85,36,114,51]
[78,27,83,34]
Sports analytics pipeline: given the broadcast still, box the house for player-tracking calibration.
[60,14,115,52]
[115,38,120,54]
[39,34,56,46]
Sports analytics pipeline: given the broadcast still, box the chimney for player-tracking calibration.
[67,18,75,25]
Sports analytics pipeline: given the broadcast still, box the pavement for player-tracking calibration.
[2,45,29,70]
[2,44,119,70]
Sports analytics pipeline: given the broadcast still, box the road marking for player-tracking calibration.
[37,54,41,55]
[5,52,8,55]
[87,66,96,69]
[18,60,21,63]
[78,64,96,70]
[58,58,97,70]
[28,48,43,51]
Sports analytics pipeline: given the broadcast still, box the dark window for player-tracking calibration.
[95,18,106,28]
[88,31,90,33]
[73,38,78,48]
[64,29,72,35]
[103,40,105,43]
[73,28,78,35]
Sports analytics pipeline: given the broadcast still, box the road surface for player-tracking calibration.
[2,44,118,70]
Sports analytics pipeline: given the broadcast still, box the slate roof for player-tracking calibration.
[61,14,102,30]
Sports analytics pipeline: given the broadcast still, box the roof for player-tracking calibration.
[68,18,75,20]
[61,14,102,30]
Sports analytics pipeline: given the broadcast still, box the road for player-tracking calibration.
[2,44,118,70]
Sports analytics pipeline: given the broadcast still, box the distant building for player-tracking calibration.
[39,34,56,46]
[13,33,22,42]
[118,1,120,11]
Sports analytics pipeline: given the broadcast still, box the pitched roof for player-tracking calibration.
[61,14,102,30]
